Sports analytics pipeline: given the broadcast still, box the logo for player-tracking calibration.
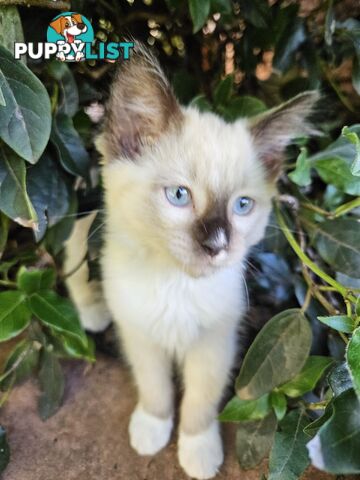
[14,12,134,62]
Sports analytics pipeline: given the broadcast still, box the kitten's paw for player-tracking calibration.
[178,422,223,480]
[78,301,111,332]
[129,405,173,455]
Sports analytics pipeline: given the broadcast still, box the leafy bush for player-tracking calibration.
[0,0,360,477]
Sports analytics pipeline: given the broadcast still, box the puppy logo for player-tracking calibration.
[47,12,94,62]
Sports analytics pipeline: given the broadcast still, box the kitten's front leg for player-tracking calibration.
[120,326,174,456]
[178,326,237,480]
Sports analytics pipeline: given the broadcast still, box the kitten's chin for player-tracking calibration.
[173,252,241,279]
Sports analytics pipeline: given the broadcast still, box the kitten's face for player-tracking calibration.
[103,109,274,277]
[98,46,317,277]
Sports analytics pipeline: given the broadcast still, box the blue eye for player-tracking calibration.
[233,196,254,215]
[165,186,191,207]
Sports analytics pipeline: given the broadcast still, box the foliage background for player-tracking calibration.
[0,0,360,478]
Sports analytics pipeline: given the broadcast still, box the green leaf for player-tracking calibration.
[270,391,287,421]
[213,75,233,107]
[307,389,360,474]
[28,291,87,345]
[0,339,40,388]
[318,315,354,333]
[17,267,56,295]
[45,192,77,255]
[222,96,267,121]
[50,331,95,362]
[236,412,277,470]
[188,0,210,33]
[288,148,312,186]
[219,394,270,422]
[236,309,312,400]
[324,3,335,46]
[38,349,65,420]
[328,362,352,396]
[309,125,360,195]
[190,94,212,112]
[342,126,360,176]
[273,18,306,72]
[50,113,90,179]
[47,62,79,117]
[211,0,231,14]
[304,403,333,437]
[26,151,70,241]
[346,327,360,399]
[315,218,360,278]
[0,291,31,342]
[0,7,25,60]
[0,45,51,163]
[269,409,310,480]
[279,356,333,398]
[0,426,10,474]
[0,143,38,230]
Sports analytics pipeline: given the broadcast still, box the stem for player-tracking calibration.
[332,196,360,218]
[305,401,328,411]
[275,202,357,303]
[0,279,17,288]
[301,288,313,313]
[302,203,330,217]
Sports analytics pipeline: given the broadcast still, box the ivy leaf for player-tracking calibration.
[0,45,51,163]
[0,339,40,389]
[236,412,277,470]
[342,126,360,176]
[309,125,360,195]
[213,75,233,107]
[188,0,210,33]
[0,291,31,342]
[189,94,212,112]
[0,143,38,230]
[236,309,312,400]
[0,213,9,258]
[219,394,270,422]
[28,291,88,346]
[47,62,79,117]
[221,96,267,121]
[288,148,312,186]
[307,389,360,474]
[17,267,56,295]
[50,331,95,362]
[0,426,10,474]
[279,356,333,398]
[315,218,360,278]
[328,361,353,396]
[38,349,65,420]
[346,327,360,399]
[26,151,70,241]
[50,113,90,180]
[317,315,354,333]
[211,0,232,14]
[269,409,310,480]
[270,391,287,421]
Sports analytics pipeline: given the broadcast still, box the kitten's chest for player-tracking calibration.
[102,253,244,355]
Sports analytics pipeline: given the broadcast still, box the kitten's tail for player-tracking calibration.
[64,212,111,332]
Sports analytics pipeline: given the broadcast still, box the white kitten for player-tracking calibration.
[65,46,318,479]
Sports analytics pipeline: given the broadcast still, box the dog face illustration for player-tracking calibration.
[50,14,87,43]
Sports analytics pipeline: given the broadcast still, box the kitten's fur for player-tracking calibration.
[65,46,318,479]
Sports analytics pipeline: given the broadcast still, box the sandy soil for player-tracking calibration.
[0,354,347,480]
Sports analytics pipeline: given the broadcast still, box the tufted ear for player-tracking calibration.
[248,91,320,179]
[96,44,183,162]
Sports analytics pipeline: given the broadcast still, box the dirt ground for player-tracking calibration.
[0,352,352,480]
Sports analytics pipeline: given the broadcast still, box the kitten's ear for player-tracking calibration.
[248,91,320,179]
[97,44,183,162]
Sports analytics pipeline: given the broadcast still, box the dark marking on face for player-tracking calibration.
[193,200,231,257]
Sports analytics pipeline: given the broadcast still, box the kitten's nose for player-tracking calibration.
[201,227,229,257]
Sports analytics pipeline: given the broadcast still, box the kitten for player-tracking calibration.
[65,46,318,479]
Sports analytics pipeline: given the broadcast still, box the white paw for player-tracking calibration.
[129,405,173,456]
[178,422,224,480]
[78,301,111,332]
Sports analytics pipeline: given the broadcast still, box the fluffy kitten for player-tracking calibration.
[65,46,318,479]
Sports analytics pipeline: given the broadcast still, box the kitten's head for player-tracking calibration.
[97,46,318,277]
